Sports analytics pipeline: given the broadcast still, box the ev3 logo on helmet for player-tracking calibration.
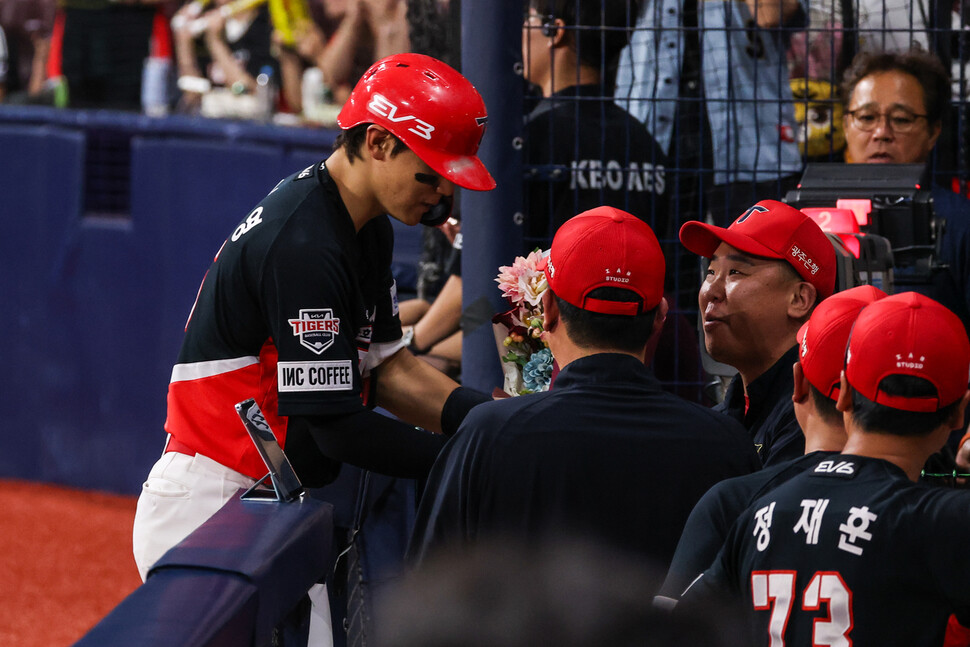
[367,93,435,141]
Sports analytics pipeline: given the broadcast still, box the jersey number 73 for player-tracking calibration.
[751,570,853,646]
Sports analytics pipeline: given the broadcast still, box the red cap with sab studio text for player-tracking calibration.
[538,207,664,316]
[845,292,970,412]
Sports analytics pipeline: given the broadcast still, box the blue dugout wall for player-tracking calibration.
[0,106,423,495]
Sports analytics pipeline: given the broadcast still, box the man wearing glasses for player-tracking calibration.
[841,48,970,336]
[842,49,946,165]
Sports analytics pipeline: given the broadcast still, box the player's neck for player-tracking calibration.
[542,62,600,97]
[802,421,846,454]
[324,149,383,232]
[841,422,945,481]
[737,338,798,393]
[550,326,648,372]
[555,345,645,371]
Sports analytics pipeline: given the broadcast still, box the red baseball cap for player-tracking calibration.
[679,199,837,299]
[537,207,664,316]
[796,285,887,400]
[845,292,970,412]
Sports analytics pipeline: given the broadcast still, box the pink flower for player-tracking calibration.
[495,250,547,307]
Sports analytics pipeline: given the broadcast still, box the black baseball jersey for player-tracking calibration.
[716,345,805,466]
[688,454,970,646]
[660,450,838,600]
[407,353,760,567]
[166,160,402,478]
[523,84,669,250]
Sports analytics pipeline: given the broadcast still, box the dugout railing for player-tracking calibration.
[73,493,334,647]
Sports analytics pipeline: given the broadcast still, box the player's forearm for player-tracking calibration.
[374,347,460,433]
[297,410,447,478]
[412,275,462,352]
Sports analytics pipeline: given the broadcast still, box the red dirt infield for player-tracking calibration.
[0,479,141,647]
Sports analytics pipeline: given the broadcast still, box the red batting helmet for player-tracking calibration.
[337,53,496,192]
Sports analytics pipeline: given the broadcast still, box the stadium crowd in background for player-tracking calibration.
[0,0,440,121]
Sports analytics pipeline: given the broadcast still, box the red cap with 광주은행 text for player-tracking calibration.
[537,206,665,316]
[679,199,837,299]
[845,292,970,412]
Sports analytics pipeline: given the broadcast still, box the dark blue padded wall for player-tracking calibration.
[0,109,422,494]
[1,123,86,487]
[131,136,293,376]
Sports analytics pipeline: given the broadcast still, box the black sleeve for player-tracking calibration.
[441,386,491,436]
[443,243,461,278]
[291,410,448,479]
[659,486,732,600]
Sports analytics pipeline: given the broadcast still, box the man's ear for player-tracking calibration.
[542,290,559,332]
[789,281,817,321]
[547,17,568,47]
[947,391,970,432]
[652,297,669,338]
[366,125,393,160]
[792,361,810,405]
[835,371,853,413]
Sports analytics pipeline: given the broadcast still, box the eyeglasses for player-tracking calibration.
[846,107,929,133]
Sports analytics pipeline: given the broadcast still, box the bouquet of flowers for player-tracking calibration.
[492,250,554,396]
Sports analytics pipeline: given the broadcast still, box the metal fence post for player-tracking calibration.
[459,1,524,392]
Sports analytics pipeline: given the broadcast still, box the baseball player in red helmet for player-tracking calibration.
[680,292,970,646]
[132,53,494,645]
